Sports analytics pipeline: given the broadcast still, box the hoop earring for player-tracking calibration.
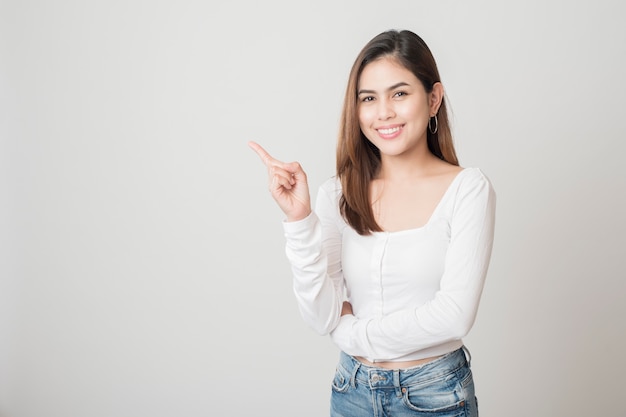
[428,115,438,134]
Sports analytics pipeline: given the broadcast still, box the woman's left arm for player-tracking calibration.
[330,170,496,361]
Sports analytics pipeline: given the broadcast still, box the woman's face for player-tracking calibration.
[357,57,437,160]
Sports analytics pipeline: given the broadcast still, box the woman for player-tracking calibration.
[249,29,495,417]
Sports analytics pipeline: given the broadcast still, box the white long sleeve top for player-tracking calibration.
[283,167,496,363]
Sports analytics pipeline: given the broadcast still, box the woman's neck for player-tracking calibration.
[377,151,443,182]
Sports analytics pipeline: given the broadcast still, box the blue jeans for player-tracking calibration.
[330,347,478,416]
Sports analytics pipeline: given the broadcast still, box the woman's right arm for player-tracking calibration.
[249,142,344,335]
[283,183,344,335]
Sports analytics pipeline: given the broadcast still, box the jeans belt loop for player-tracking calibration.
[350,360,361,388]
[462,345,472,367]
[393,369,402,398]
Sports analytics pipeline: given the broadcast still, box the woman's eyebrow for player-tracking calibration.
[358,82,410,95]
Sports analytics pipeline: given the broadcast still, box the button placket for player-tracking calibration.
[370,234,389,317]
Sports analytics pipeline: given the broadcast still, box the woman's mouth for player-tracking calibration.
[377,125,403,139]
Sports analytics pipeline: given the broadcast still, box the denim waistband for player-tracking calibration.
[338,347,470,390]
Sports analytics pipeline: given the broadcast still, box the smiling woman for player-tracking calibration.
[2,1,624,415]
[250,29,496,417]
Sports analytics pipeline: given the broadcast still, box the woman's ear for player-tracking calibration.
[429,82,444,116]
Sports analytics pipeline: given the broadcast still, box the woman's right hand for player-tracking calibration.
[248,141,311,222]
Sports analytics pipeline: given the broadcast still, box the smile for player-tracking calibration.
[376,125,404,139]
[377,126,401,135]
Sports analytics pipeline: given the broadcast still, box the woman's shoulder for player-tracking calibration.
[456,167,493,187]
[319,175,342,196]
[451,167,496,202]
[315,176,346,224]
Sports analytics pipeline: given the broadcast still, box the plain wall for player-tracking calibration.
[1,0,625,416]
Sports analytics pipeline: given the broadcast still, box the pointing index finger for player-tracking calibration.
[248,141,277,167]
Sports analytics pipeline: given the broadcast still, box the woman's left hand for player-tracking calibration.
[341,301,353,316]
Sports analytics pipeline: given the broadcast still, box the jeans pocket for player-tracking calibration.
[331,364,351,393]
[402,378,467,414]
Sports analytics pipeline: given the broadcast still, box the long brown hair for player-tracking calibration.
[336,29,458,235]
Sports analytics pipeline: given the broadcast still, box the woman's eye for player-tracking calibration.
[361,96,374,102]
[394,91,407,98]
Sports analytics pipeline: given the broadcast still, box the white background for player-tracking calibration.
[1,1,625,416]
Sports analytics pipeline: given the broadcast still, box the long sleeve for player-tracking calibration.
[283,179,345,335]
[330,170,496,361]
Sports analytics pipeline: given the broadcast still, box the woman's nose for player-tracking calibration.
[377,99,395,120]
